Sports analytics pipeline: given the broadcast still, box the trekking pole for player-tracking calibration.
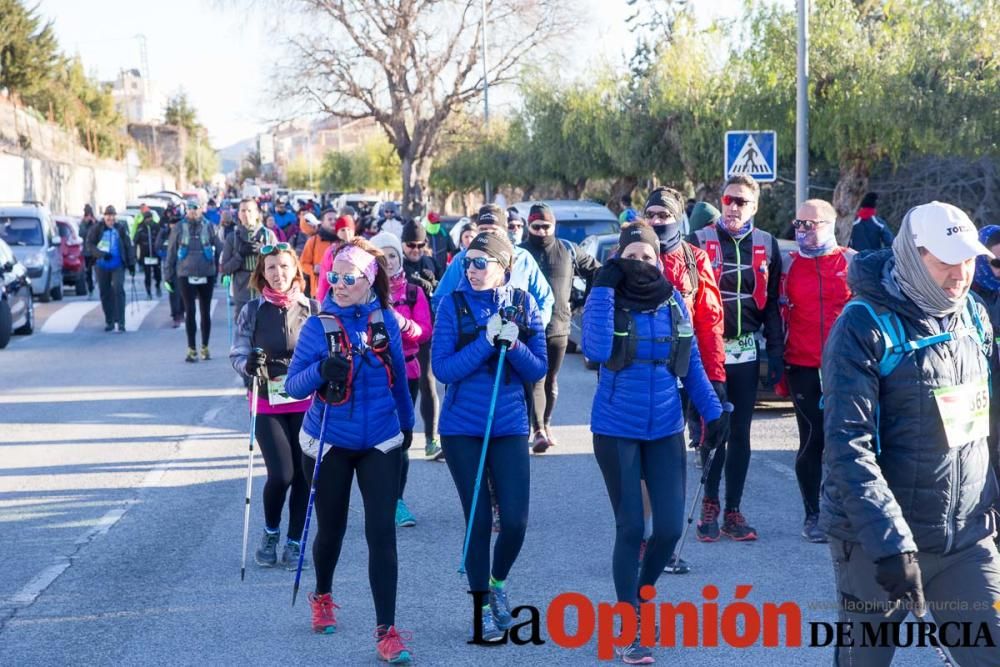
[292,401,330,606]
[672,401,734,568]
[458,321,513,575]
[226,284,233,345]
[239,367,262,581]
[129,273,139,315]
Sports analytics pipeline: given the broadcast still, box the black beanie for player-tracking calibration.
[401,221,427,243]
[468,231,514,269]
[477,204,507,227]
[643,187,685,221]
[860,192,879,208]
[528,203,555,223]
[618,222,661,259]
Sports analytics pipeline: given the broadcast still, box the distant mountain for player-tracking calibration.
[217,136,257,174]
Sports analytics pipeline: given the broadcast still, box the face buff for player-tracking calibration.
[890,209,966,318]
[795,224,837,258]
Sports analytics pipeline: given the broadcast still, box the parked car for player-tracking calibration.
[566,233,619,359]
[290,190,321,211]
[0,238,34,347]
[509,200,620,244]
[0,202,63,302]
[54,216,88,296]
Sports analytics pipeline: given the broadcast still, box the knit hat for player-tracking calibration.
[477,204,507,228]
[335,216,354,233]
[688,201,721,233]
[643,187,685,221]
[370,231,404,274]
[528,203,555,223]
[860,192,879,209]
[103,205,117,215]
[618,222,660,258]
[467,231,514,270]
[401,220,427,243]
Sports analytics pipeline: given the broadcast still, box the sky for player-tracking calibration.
[36,0,787,150]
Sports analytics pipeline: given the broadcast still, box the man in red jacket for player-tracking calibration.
[781,199,854,543]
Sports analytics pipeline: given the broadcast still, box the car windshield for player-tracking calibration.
[0,217,44,246]
[556,219,620,244]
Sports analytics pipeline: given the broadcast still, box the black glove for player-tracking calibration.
[245,349,267,378]
[239,239,262,257]
[763,351,784,389]
[407,273,433,294]
[875,552,926,617]
[702,410,730,451]
[593,260,626,289]
[711,380,728,404]
[402,430,413,450]
[320,354,351,384]
[420,268,438,284]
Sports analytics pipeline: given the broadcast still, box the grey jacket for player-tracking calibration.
[821,249,997,562]
[220,224,277,305]
[230,295,318,386]
[163,217,223,282]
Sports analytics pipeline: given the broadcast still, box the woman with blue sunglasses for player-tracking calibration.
[285,237,416,663]
[431,231,548,642]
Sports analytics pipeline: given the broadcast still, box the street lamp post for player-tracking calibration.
[482,0,491,204]
[795,0,809,208]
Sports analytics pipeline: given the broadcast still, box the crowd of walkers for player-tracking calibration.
[78,178,1000,664]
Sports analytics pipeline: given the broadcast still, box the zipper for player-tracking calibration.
[816,258,825,351]
[733,238,743,338]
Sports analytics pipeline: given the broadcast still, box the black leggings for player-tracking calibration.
[255,412,308,539]
[530,335,569,432]
[594,433,686,606]
[441,434,529,593]
[179,277,214,348]
[409,342,438,439]
[705,358,759,510]
[306,444,402,627]
[142,262,162,293]
[786,365,825,517]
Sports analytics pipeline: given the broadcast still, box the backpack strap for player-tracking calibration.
[452,291,483,351]
[405,282,418,307]
[680,241,699,296]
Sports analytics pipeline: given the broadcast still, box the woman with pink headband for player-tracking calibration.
[286,237,416,664]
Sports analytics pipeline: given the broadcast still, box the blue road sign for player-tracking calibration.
[725,131,777,183]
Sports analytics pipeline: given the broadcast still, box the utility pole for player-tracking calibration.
[481,0,491,204]
[795,0,809,208]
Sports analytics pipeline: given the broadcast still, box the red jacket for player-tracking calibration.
[781,247,854,368]
[660,243,726,383]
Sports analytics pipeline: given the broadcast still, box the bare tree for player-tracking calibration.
[278,0,575,215]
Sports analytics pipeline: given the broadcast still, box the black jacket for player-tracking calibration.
[849,215,894,253]
[971,283,1000,492]
[403,256,440,300]
[426,228,456,274]
[134,219,162,261]
[821,249,997,561]
[85,221,135,269]
[520,235,600,337]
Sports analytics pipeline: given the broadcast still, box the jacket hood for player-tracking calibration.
[847,248,926,322]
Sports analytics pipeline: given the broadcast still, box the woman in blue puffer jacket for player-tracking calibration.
[285,237,415,664]
[431,231,547,643]
[583,222,728,665]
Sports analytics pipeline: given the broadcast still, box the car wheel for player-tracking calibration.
[75,271,88,296]
[0,300,12,349]
[51,283,63,301]
[14,292,33,335]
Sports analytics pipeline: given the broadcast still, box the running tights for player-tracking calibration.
[255,412,308,540]
[441,434,529,593]
[705,358,759,511]
[307,444,401,628]
[179,276,214,348]
[530,335,569,433]
[786,364,824,517]
[409,342,439,439]
[594,433,686,606]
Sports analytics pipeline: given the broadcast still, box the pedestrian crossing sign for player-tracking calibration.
[725,131,777,183]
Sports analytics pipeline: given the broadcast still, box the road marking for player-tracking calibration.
[0,387,244,404]
[39,301,100,334]
[761,457,798,482]
[124,299,160,331]
[209,298,218,317]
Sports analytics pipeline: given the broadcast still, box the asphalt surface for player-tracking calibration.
[0,286,947,666]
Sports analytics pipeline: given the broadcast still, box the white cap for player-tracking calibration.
[303,212,320,229]
[909,201,994,264]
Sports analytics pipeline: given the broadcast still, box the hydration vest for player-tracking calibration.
[178,220,214,262]
[695,226,772,311]
[316,309,395,405]
[603,296,694,378]
[394,283,419,309]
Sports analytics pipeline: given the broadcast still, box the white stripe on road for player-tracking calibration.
[761,458,798,482]
[39,302,101,334]
[209,298,218,318]
[124,300,160,331]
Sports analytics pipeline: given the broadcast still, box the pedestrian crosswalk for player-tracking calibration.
[33,296,222,335]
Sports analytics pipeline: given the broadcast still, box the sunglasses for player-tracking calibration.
[260,242,291,255]
[462,256,501,271]
[645,210,675,222]
[327,271,365,286]
[792,219,831,231]
[405,242,426,249]
[722,195,755,208]
[530,223,552,232]
[991,259,1000,269]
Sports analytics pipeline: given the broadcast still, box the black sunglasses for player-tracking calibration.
[990,258,1000,269]
[530,223,552,232]
[792,219,831,231]
[462,256,501,271]
[405,242,427,249]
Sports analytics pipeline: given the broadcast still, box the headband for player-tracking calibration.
[335,244,378,285]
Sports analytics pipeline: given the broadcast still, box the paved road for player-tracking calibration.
[0,288,945,665]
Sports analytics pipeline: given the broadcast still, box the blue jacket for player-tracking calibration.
[285,296,415,449]
[432,282,548,438]
[583,286,722,441]
[432,246,555,327]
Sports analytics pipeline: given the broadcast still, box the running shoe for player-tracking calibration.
[489,584,513,629]
[308,592,339,634]
[280,540,308,570]
[254,530,279,567]
[531,431,550,454]
[696,498,721,542]
[185,347,198,363]
[544,427,558,448]
[802,513,827,543]
[395,499,416,528]
[375,625,413,663]
[424,438,441,459]
[721,510,758,541]
[200,344,211,360]
[473,606,505,643]
[116,322,126,333]
[663,555,690,574]
[104,323,114,332]
[617,638,654,664]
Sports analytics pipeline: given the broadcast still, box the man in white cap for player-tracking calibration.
[820,201,1000,666]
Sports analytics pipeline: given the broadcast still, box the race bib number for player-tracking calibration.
[724,333,758,364]
[188,276,208,285]
[933,380,989,449]
[97,239,110,253]
[143,257,159,266]
[266,375,297,406]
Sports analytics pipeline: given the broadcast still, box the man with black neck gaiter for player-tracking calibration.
[520,202,601,453]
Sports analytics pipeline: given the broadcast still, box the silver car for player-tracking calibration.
[0,202,63,302]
